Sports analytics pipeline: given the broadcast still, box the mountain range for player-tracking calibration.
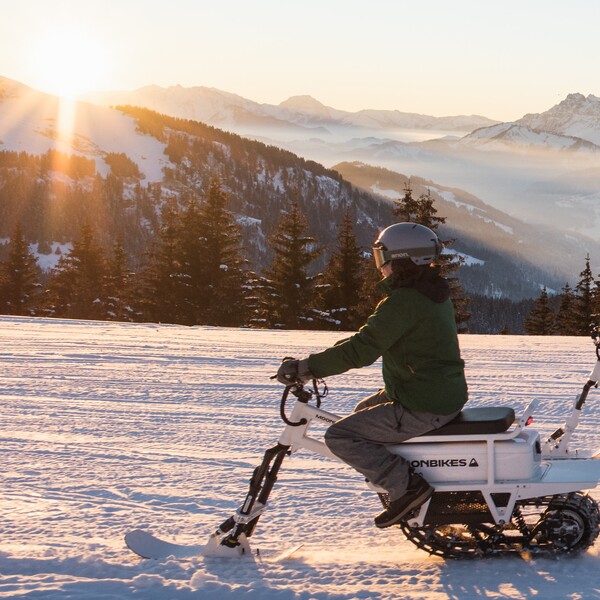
[84,85,600,239]
[83,85,498,142]
[1,75,599,303]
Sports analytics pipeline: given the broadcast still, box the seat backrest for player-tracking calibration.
[424,406,516,436]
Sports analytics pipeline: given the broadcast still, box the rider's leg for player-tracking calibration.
[353,388,388,412]
[324,401,459,525]
[325,401,446,498]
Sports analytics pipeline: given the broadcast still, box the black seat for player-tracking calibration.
[424,407,516,436]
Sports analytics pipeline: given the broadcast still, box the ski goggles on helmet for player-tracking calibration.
[372,246,389,269]
[372,245,437,269]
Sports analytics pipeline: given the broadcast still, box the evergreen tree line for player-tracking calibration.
[524,255,600,336]
[0,180,471,331]
[3,171,594,336]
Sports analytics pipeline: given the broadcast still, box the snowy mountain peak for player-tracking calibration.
[279,94,328,111]
[566,92,587,102]
[458,92,600,150]
[561,92,600,108]
[515,92,600,145]
[540,92,600,118]
[278,94,343,120]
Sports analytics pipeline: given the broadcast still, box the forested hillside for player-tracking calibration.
[2,105,598,333]
[0,107,393,271]
[332,161,597,299]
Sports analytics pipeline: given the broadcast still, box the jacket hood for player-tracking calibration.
[379,268,450,303]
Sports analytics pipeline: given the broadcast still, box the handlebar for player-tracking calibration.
[279,378,328,427]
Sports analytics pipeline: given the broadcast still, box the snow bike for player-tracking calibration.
[127,328,600,560]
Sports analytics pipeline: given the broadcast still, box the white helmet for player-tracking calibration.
[372,222,442,269]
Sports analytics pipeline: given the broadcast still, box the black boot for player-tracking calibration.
[374,473,433,529]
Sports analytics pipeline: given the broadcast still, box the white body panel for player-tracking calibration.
[388,429,542,483]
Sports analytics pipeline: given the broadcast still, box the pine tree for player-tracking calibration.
[134,183,249,326]
[415,188,446,231]
[554,283,578,336]
[392,181,420,221]
[135,202,186,324]
[0,223,41,315]
[244,270,272,328]
[176,195,206,324]
[524,287,555,335]
[317,209,366,330]
[103,240,133,321]
[193,180,249,326]
[573,254,595,335]
[263,199,322,329]
[43,223,107,319]
[593,271,600,326]
[467,294,534,334]
[393,186,470,331]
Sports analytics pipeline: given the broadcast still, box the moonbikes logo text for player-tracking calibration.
[410,458,480,468]
[314,414,337,424]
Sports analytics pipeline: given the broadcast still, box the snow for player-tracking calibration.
[443,248,485,267]
[458,122,594,154]
[29,242,73,271]
[0,83,172,183]
[0,239,71,271]
[2,315,600,599]
[435,189,475,212]
[369,184,399,200]
[433,189,515,235]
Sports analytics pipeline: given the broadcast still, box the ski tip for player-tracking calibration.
[125,529,207,560]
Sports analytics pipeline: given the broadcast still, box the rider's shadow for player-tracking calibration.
[438,556,600,600]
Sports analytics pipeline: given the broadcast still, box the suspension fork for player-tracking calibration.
[218,442,290,548]
[215,380,328,550]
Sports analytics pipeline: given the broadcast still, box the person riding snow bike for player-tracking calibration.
[276,222,468,528]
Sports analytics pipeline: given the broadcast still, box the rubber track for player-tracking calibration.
[399,492,600,559]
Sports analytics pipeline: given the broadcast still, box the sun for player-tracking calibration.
[29,27,111,99]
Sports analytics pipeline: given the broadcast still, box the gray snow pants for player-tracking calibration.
[324,389,460,501]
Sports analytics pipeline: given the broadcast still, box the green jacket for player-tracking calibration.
[307,277,468,415]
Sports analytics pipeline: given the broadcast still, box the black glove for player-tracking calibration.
[276,357,313,386]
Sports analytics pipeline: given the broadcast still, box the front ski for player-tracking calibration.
[125,529,303,562]
[125,529,205,559]
[125,528,251,559]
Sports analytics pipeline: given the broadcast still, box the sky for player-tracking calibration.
[2,0,600,121]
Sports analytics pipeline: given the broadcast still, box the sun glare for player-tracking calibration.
[30,27,111,99]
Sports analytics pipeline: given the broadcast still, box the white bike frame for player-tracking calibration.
[276,357,600,527]
[206,337,600,555]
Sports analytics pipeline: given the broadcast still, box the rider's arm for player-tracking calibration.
[307,291,414,378]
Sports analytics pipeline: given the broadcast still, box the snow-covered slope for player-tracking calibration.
[0,77,172,182]
[457,121,600,153]
[2,315,600,598]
